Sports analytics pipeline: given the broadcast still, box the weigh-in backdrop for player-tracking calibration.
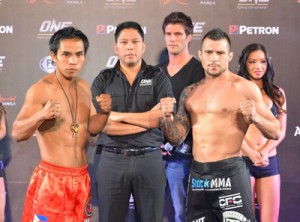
[0,1,299,221]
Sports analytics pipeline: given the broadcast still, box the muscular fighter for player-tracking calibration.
[160,28,281,222]
[12,26,111,222]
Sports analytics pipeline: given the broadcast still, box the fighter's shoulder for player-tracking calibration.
[76,78,91,95]
[231,74,261,100]
[232,73,256,89]
[182,80,201,95]
[29,75,53,93]
[76,77,89,88]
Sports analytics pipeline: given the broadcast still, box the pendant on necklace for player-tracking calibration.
[71,123,79,134]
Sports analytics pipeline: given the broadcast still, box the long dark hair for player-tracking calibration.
[238,43,286,113]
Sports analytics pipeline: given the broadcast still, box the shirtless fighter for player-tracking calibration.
[159,28,281,222]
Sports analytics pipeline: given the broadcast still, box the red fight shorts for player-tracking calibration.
[22,160,92,222]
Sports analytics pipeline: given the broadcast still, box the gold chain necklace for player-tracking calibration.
[55,74,79,137]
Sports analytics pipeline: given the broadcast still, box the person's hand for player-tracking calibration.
[239,100,256,124]
[160,97,176,119]
[96,94,112,114]
[256,150,269,167]
[160,143,172,156]
[42,100,61,120]
[248,149,269,167]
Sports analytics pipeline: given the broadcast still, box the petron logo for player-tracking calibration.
[193,22,206,39]
[0,96,16,106]
[0,56,5,72]
[219,193,243,210]
[96,24,147,35]
[223,211,250,222]
[96,25,117,35]
[237,0,269,10]
[66,0,83,4]
[26,0,57,4]
[39,56,56,73]
[229,25,279,35]
[160,0,189,5]
[191,177,231,191]
[104,0,136,8]
[37,19,72,39]
[0,25,13,34]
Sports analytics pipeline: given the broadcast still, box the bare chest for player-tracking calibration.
[185,84,243,116]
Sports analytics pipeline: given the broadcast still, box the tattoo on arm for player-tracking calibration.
[162,86,192,145]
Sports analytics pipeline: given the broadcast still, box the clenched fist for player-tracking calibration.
[160,97,176,119]
[43,100,61,120]
[96,94,112,114]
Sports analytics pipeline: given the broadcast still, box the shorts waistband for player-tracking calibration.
[39,160,88,176]
[192,156,243,171]
[102,146,159,156]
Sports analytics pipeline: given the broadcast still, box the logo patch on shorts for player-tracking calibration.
[84,196,92,218]
[223,210,250,221]
[192,216,205,222]
[219,193,243,210]
[33,214,48,222]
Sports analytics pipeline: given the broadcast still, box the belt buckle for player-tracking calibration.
[125,148,144,156]
[124,149,134,156]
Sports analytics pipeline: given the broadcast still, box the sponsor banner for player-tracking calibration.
[295,126,300,136]
[39,56,56,73]
[0,96,16,106]
[0,56,5,72]
[96,24,147,35]
[104,0,137,8]
[0,25,13,34]
[160,0,189,5]
[38,20,72,39]
[237,0,269,9]
[229,25,279,35]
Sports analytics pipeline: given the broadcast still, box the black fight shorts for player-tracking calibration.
[186,157,255,222]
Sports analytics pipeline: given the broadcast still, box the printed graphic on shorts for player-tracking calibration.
[84,196,92,219]
[33,214,48,222]
[223,211,251,222]
[192,216,205,222]
[219,193,243,210]
[191,177,232,191]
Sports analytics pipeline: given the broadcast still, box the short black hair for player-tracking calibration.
[201,28,231,50]
[49,26,89,55]
[114,21,144,42]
